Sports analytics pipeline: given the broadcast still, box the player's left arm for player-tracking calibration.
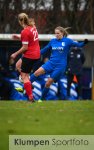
[71,39,88,47]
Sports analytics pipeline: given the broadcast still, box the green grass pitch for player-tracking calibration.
[0,100,94,150]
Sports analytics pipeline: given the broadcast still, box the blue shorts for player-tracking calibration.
[41,60,66,81]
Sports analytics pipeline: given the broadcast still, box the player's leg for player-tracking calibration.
[41,67,63,100]
[16,58,23,82]
[21,57,34,101]
[16,58,22,73]
[30,67,45,82]
[41,78,54,100]
[32,61,54,101]
[30,60,53,83]
[21,72,34,101]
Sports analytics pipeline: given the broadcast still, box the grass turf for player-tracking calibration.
[0,100,94,149]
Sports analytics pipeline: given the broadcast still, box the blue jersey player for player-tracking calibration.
[30,26,88,100]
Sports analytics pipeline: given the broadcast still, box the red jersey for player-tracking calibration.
[21,26,40,59]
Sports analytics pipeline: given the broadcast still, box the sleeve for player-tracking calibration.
[70,39,85,48]
[41,41,52,55]
[21,30,29,45]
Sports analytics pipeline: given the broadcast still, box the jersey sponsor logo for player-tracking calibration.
[52,46,64,53]
[62,42,65,46]
[52,47,64,50]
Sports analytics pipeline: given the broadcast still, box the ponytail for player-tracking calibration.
[18,13,35,27]
[29,18,35,27]
[55,26,71,37]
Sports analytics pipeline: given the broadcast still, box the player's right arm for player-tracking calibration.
[12,34,21,40]
[41,41,52,55]
[10,44,27,59]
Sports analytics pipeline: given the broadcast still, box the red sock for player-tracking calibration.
[24,82,33,100]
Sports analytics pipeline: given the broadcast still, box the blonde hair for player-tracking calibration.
[29,18,35,27]
[55,26,71,37]
[18,13,35,27]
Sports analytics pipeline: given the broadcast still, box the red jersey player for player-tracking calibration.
[11,13,40,101]
[12,18,37,73]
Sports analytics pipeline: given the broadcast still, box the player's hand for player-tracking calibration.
[12,34,20,40]
[10,53,17,59]
[84,39,88,44]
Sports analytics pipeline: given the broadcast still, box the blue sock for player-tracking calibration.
[30,74,37,82]
[41,87,49,100]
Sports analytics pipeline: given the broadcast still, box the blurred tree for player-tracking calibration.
[0,0,94,34]
[45,0,62,33]
[61,0,94,34]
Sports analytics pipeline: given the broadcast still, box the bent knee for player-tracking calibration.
[34,67,45,76]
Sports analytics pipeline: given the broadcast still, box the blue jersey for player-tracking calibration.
[41,37,85,66]
[41,37,85,81]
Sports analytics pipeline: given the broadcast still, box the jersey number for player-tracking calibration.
[33,31,38,41]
